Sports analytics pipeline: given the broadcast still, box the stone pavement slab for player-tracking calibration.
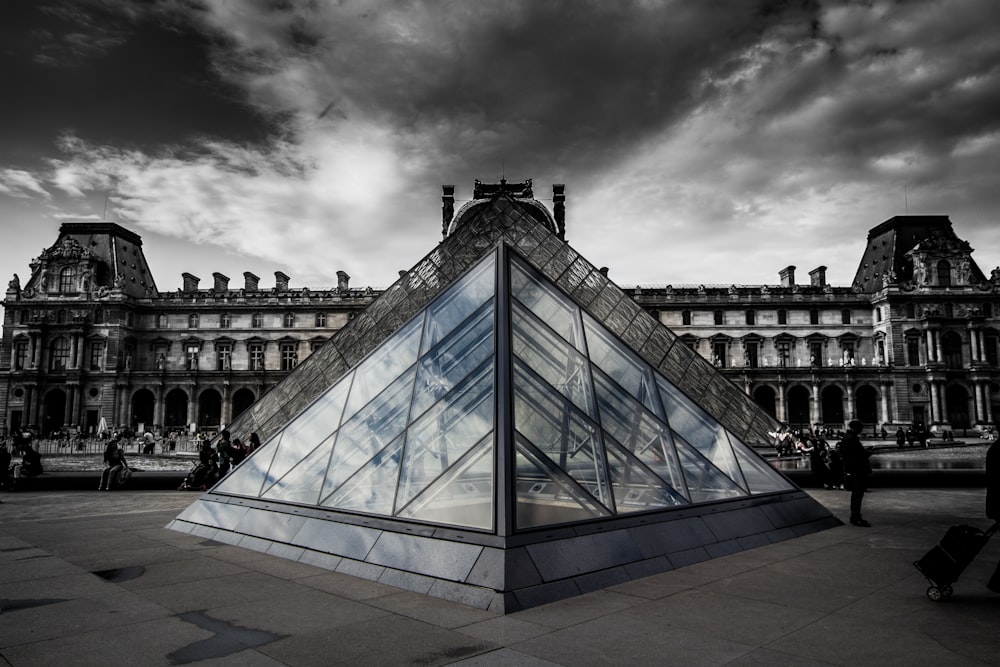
[1,488,998,666]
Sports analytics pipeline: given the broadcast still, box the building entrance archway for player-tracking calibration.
[199,389,222,429]
[945,384,970,429]
[786,386,811,428]
[42,389,67,436]
[165,389,188,430]
[855,385,879,429]
[821,386,844,426]
[232,388,256,421]
[753,386,776,419]
[131,388,155,431]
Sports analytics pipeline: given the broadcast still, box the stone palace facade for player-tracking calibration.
[2,186,999,438]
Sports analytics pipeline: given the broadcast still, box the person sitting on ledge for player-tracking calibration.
[98,440,130,491]
[10,442,43,491]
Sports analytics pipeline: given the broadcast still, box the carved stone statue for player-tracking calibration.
[8,273,20,291]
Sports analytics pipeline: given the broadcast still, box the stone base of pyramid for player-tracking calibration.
[168,490,839,613]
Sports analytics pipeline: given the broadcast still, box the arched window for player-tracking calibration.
[59,267,76,293]
[937,260,952,287]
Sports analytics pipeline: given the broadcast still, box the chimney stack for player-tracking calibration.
[779,265,796,287]
[274,271,289,291]
[182,272,200,292]
[243,271,260,291]
[809,266,827,288]
[212,272,230,292]
[442,185,455,237]
[552,184,566,239]
[336,270,350,292]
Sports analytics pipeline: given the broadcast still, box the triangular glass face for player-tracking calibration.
[515,437,611,529]
[214,251,498,532]
[732,437,795,493]
[397,435,494,530]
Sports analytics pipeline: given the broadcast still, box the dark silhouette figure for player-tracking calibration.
[98,441,129,491]
[840,420,872,527]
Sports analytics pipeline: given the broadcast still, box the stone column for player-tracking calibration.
[974,382,986,424]
[810,380,821,425]
[776,383,787,423]
[221,383,232,427]
[935,331,944,365]
[154,384,165,431]
[24,385,35,426]
[925,330,935,363]
[29,333,40,368]
[880,382,890,426]
[970,329,980,363]
[929,381,940,423]
[187,384,198,430]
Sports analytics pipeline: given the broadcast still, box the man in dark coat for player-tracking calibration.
[840,419,872,527]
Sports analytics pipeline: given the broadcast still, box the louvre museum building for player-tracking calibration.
[2,180,999,442]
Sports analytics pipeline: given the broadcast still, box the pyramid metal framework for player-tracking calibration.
[169,190,838,612]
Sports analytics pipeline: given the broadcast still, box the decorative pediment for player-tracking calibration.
[41,237,92,262]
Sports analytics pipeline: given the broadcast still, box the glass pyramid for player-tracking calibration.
[214,246,793,532]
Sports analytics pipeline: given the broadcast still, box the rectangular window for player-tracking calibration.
[316,312,327,327]
[220,313,231,328]
[777,309,787,325]
[713,310,723,326]
[217,344,232,371]
[810,309,819,325]
[186,345,199,371]
[906,303,916,319]
[249,343,265,371]
[681,310,691,326]
[744,342,759,368]
[252,313,263,328]
[89,343,104,371]
[907,338,921,366]
[841,309,851,324]
[842,342,855,365]
[745,310,755,325]
[777,341,791,367]
[810,341,823,367]
[14,342,28,370]
[280,342,298,370]
[712,341,727,368]
[983,303,993,318]
[985,335,998,366]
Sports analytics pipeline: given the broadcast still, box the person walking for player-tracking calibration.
[840,419,873,527]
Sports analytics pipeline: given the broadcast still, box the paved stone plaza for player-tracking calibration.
[1,488,999,666]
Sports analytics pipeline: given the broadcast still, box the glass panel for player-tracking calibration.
[323,437,405,514]
[420,252,495,354]
[602,436,688,512]
[510,257,585,351]
[410,301,494,422]
[583,312,663,418]
[397,435,494,530]
[344,314,423,419]
[658,377,745,488]
[515,437,610,529]
[592,370,687,499]
[731,437,794,493]
[514,360,612,510]
[262,379,351,491]
[512,301,595,418]
[321,367,417,500]
[213,438,277,498]
[674,433,748,503]
[396,362,494,511]
[262,438,335,505]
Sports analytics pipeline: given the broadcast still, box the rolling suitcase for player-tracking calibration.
[914,522,999,600]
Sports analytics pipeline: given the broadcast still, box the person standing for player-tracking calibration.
[840,419,873,527]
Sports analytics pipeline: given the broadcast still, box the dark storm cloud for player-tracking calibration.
[0,0,278,164]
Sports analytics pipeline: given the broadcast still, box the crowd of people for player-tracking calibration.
[178,429,262,491]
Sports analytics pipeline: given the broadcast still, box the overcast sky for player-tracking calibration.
[3,0,1000,303]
